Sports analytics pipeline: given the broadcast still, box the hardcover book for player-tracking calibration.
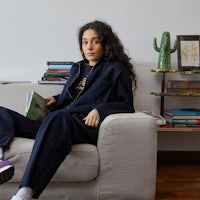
[26,91,52,121]
[47,61,74,65]
[44,71,68,77]
[166,118,200,125]
[165,109,200,117]
[46,61,74,71]
[165,114,200,119]
[166,80,200,93]
[38,80,66,85]
[166,80,200,88]
[47,64,73,71]
[173,124,200,127]
[46,69,69,73]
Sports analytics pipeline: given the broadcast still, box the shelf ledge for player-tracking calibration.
[151,92,200,97]
[151,69,177,73]
[157,125,200,132]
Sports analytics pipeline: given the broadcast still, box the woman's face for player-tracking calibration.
[82,29,104,66]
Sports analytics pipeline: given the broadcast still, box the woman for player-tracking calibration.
[0,20,136,200]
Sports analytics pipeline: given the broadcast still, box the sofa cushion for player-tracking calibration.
[5,137,99,182]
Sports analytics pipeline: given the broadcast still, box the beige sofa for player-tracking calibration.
[0,83,157,200]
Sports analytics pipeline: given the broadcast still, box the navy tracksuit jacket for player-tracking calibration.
[0,58,134,198]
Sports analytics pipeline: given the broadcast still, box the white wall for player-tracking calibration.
[1,0,200,150]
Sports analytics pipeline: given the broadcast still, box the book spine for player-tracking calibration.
[47,61,74,65]
[173,124,200,127]
[168,119,200,125]
[166,80,200,89]
[166,88,200,93]
[165,114,200,119]
[46,69,69,73]
[166,117,200,127]
[42,76,67,81]
[47,64,73,70]
[38,80,66,85]
[44,72,69,77]
[165,110,200,116]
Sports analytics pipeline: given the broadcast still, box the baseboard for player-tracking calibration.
[157,151,200,163]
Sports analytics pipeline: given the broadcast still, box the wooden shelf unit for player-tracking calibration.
[151,69,177,116]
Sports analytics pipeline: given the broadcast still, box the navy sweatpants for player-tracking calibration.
[0,106,98,199]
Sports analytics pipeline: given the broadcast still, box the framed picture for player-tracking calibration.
[177,35,200,72]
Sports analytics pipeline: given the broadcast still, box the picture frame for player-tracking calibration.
[177,35,200,72]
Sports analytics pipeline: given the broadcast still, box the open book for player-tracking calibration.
[26,91,52,121]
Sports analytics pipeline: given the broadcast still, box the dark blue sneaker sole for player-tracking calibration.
[0,165,15,185]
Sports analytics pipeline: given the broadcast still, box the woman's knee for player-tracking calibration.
[45,110,72,122]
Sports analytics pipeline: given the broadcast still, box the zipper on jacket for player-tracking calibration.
[66,63,94,109]
[74,66,94,100]
[66,63,81,101]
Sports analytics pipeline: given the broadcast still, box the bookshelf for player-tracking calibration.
[151,69,200,130]
[151,69,200,117]
[152,70,200,162]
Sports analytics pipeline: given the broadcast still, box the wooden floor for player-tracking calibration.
[156,161,200,200]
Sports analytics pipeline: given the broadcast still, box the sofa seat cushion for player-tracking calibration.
[5,137,99,182]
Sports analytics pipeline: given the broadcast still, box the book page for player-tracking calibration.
[26,91,51,121]
[26,91,33,112]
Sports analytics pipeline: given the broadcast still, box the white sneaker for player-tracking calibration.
[11,195,26,200]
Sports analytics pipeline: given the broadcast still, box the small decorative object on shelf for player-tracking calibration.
[177,35,200,73]
[153,32,178,70]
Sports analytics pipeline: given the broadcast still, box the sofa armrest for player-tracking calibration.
[97,112,157,199]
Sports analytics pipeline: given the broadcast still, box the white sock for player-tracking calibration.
[0,147,3,160]
[15,187,33,199]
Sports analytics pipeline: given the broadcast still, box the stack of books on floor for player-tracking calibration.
[165,108,200,127]
[38,61,74,85]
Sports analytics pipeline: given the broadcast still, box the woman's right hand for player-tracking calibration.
[45,97,56,107]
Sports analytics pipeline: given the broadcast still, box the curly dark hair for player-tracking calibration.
[78,20,137,92]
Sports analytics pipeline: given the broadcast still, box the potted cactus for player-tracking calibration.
[153,32,178,70]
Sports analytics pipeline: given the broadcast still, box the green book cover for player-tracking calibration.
[26,91,52,121]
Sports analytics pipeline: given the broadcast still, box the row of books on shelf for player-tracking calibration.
[164,108,200,127]
[38,61,74,85]
[166,80,200,93]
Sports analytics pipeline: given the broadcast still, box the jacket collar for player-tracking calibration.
[77,57,109,67]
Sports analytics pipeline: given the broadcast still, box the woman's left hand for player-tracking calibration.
[45,96,56,106]
[83,109,100,127]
